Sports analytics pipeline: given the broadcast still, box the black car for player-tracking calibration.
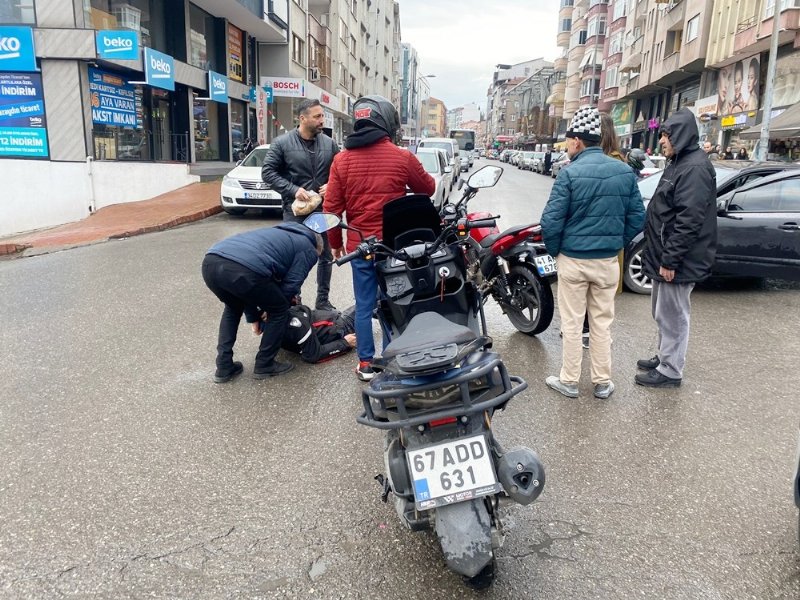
[624,161,800,294]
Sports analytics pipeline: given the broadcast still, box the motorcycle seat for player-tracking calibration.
[478,224,537,248]
[382,312,477,360]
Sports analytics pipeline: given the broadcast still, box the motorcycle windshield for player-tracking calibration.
[382,195,442,250]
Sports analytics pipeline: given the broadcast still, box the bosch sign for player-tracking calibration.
[260,77,305,98]
[0,26,37,72]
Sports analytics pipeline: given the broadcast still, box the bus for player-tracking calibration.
[449,128,476,168]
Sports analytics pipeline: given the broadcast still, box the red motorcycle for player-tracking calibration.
[442,166,556,336]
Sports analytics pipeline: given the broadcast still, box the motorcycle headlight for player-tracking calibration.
[222,175,241,189]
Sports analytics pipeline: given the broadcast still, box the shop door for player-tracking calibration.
[153,100,171,161]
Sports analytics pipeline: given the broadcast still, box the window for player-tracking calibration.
[610,31,624,55]
[350,75,356,94]
[686,15,699,42]
[666,29,682,54]
[340,18,349,41]
[349,34,356,55]
[560,18,572,32]
[340,65,348,88]
[764,0,800,18]
[189,3,219,70]
[588,16,607,38]
[1,0,35,24]
[561,0,574,7]
[570,29,588,48]
[580,78,599,98]
[612,0,626,21]
[292,34,305,65]
[730,179,800,211]
[351,0,357,15]
[88,0,164,50]
[605,66,619,88]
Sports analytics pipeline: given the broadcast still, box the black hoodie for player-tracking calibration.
[642,108,718,283]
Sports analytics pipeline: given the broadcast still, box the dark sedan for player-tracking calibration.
[624,161,800,294]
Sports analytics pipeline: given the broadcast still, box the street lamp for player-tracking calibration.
[414,74,436,147]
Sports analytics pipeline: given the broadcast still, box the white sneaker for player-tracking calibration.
[545,376,579,398]
[594,381,615,399]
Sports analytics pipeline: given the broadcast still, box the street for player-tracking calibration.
[1,160,798,599]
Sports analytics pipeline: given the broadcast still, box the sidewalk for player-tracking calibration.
[0,181,222,257]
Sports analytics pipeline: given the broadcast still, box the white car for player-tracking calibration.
[414,147,450,210]
[220,144,282,215]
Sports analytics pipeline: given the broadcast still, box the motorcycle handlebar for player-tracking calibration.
[468,218,497,229]
[335,249,363,266]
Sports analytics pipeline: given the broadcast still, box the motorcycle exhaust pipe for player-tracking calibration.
[494,447,545,506]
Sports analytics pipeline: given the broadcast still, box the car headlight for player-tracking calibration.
[222,175,241,189]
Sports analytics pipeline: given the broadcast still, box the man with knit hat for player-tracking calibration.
[541,106,645,399]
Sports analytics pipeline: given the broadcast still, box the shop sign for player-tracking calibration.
[256,86,268,145]
[261,76,304,98]
[714,53,761,116]
[695,94,718,120]
[632,120,648,133]
[307,80,341,112]
[0,26,37,73]
[614,124,631,135]
[95,30,139,61]
[0,71,48,157]
[227,24,243,83]
[324,108,334,129]
[208,70,228,103]
[89,67,141,128]
[720,111,756,130]
[144,47,174,91]
[611,101,633,127]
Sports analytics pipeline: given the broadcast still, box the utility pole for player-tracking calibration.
[756,12,781,161]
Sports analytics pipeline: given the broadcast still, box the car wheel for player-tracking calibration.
[623,240,652,294]
[223,207,247,216]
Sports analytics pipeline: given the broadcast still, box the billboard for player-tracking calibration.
[713,54,760,116]
[89,67,141,128]
[0,72,48,158]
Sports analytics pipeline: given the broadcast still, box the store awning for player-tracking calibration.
[619,52,642,73]
[739,102,800,139]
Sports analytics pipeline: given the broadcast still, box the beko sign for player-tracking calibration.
[0,26,37,72]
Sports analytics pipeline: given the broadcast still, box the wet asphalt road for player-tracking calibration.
[1,160,799,599]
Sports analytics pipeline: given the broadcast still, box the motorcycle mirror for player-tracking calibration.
[466,165,503,189]
[303,212,341,233]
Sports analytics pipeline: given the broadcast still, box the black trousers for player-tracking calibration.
[283,209,332,303]
[201,254,289,370]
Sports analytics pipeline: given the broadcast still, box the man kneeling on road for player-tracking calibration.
[279,304,357,363]
[201,222,322,383]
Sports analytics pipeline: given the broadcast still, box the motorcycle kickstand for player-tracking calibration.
[374,474,391,503]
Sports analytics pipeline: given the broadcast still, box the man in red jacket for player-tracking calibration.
[323,95,435,381]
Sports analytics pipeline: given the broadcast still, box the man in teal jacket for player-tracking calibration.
[541,106,645,399]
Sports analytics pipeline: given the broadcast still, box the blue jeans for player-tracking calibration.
[351,257,378,361]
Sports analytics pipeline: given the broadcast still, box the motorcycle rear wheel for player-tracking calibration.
[503,265,554,336]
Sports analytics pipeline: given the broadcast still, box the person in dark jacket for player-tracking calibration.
[635,107,717,388]
[324,95,435,381]
[541,106,645,400]
[201,223,322,383]
[261,98,340,311]
[281,304,356,363]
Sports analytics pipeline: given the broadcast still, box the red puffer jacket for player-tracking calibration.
[323,138,435,253]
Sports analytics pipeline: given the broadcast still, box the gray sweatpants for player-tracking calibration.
[651,280,695,379]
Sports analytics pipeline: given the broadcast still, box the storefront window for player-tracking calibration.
[89,67,150,161]
[85,0,165,50]
[0,0,35,24]
[193,96,220,160]
[189,3,219,71]
[230,100,247,157]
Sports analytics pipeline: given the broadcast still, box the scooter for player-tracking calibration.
[441,170,557,336]
[305,166,545,589]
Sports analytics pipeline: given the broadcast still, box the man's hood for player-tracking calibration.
[276,221,317,245]
[661,107,699,157]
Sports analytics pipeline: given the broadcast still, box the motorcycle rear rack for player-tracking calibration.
[356,356,527,430]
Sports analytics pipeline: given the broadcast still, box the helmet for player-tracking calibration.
[628,148,647,171]
[352,95,400,136]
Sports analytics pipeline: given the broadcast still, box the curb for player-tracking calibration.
[108,206,223,239]
[0,243,31,256]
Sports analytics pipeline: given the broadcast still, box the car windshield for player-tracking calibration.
[416,152,439,174]
[420,142,452,156]
[637,165,739,200]
[242,148,269,167]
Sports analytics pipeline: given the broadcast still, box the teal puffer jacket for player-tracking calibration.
[541,147,645,259]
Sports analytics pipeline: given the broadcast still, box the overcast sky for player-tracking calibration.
[398,0,562,113]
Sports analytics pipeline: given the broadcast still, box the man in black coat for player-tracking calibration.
[261,98,339,311]
[281,305,356,363]
[202,223,322,383]
[635,107,717,388]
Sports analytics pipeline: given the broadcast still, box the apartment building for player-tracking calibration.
[424,96,447,137]
[0,0,402,236]
[485,58,551,147]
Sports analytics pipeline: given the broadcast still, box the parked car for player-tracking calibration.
[517,151,535,170]
[413,147,450,210]
[529,151,546,173]
[220,144,281,215]
[623,161,800,294]
[418,138,460,190]
[510,150,523,167]
[551,153,570,178]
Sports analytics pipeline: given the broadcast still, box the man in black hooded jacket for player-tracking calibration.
[281,304,356,363]
[635,107,717,388]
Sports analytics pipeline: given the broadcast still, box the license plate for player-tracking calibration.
[243,191,273,200]
[407,434,500,510]
[534,254,557,276]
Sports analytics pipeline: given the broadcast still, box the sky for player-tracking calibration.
[398,0,562,114]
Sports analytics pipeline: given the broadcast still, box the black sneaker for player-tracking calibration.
[634,369,681,388]
[253,361,294,379]
[356,360,375,382]
[637,355,660,370]
[315,300,337,312]
[214,361,243,384]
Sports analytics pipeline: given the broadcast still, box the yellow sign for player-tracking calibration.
[228,24,243,83]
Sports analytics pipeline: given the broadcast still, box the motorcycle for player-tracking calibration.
[304,166,545,589]
[442,169,557,336]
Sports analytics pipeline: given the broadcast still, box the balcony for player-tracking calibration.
[554,56,569,72]
[558,30,571,47]
[663,0,687,32]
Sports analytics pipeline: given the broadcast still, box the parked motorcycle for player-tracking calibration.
[443,168,556,336]
[305,166,545,589]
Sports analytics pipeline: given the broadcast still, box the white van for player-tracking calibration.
[417,138,460,189]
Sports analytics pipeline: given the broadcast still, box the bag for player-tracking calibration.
[291,191,322,216]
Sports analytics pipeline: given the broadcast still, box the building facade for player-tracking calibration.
[424,96,447,137]
[0,0,403,237]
